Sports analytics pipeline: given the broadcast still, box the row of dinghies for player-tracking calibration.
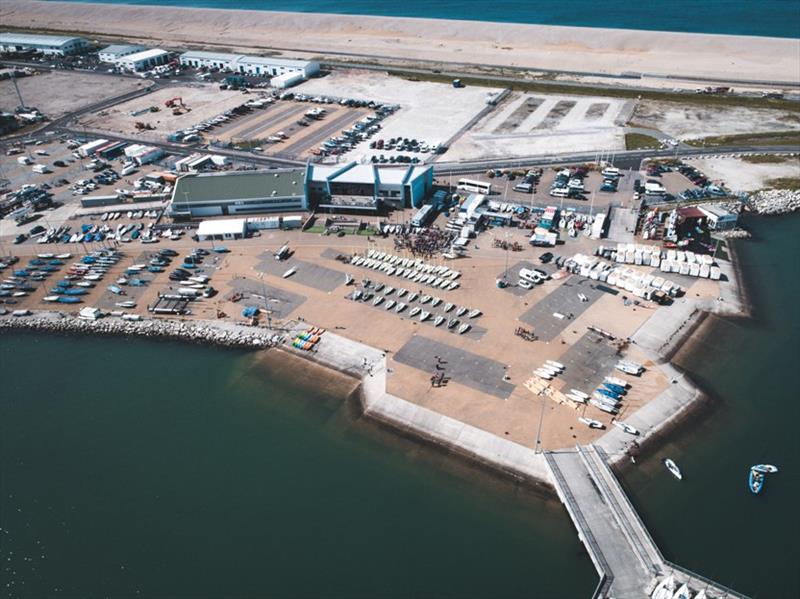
[351,249,462,292]
[348,280,480,335]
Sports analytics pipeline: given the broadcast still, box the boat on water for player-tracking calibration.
[663,458,682,480]
[578,417,604,429]
[456,306,468,317]
[282,266,297,278]
[434,315,445,327]
[468,309,482,318]
[409,306,421,317]
[612,421,640,436]
[752,464,778,474]
[749,468,765,494]
[444,302,454,312]
[458,323,471,334]
[651,575,675,599]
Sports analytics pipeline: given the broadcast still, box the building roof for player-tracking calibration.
[173,168,306,205]
[677,206,706,219]
[99,44,146,56]
[180,50,240,62]
[699,203,736,218]
[310,162,432,186]
[179,50,316,70]
[0,33,85,46]
[197,219,247,237]
[120,48,169,63]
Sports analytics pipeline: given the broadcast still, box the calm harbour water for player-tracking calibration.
[54,0,800,38]
[1,220,798,598]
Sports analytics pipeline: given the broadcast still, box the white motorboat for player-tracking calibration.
[384,286,395,295]
[282,266,297,278]
[408,292,419,302]
[444,302,454,312]
[352,289,362,301]
[373,296,384,306]
[115,301,136,308]
[604,376,628,388]
[546,360,565,370]
[468,309,482,318]
[612,421,640,436]
[458,323,471,335]
[663,458,683,480]
[419,310,431,322]
[42,295,59,302]
[345,274,354,285]
[565,393,587,404]
[385,300,396,310]
[535,370,553,380]
[447,318,459,329]
[456,306,468,317]
[397,288,407,298]
[419,295,431,304]
[431,297,442,307]
[447,281,459,291]
[752,464,779,474]
[578,417,605,429]
[409,306,421,317]
[434,315,445,327]
[395,302,407,313]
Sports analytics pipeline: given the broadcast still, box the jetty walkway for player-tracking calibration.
[545,445,747,598]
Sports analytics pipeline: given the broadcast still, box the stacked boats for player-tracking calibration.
[533,360,564,381]
[291,327,325,351]
[350,250,461,292]
[348,280,479,335]
[748,464,778,495]
[651,575,705,599]
[616,360,644,376]
[590,377,629,415]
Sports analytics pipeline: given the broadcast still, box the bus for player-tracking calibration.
[457,178,492,195]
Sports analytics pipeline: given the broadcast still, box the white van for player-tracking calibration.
[17,156,33,165]
[519,268,542,284]
[32,164,51,174]
[549,187,569,198]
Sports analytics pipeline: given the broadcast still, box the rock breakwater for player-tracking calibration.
[0,311,282,349]
[748,189,800,215]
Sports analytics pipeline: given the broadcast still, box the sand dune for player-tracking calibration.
[1,0,799,85]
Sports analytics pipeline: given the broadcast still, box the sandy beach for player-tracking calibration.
[2,0,799,85]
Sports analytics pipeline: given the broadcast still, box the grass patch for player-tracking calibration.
[765,177,800,191]
[740,154,792,164]
[625,133,662,150]
[304,225,327,234]
[684,130,800,148]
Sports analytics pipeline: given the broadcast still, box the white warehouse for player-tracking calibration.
[98,44,146,63]
[0,33,90,56]
[179,51,319,79]
[117,48,170,71]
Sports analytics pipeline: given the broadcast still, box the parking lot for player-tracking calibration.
[293,70,503,162]
[394,334,515,399]
[256,254,345,292]
[553,331,622,394]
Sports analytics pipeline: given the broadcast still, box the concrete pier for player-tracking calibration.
[545,445,748,599]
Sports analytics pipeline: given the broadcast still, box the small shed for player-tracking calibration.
[196,218,247,241]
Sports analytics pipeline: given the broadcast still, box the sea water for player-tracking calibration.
[54,0,800,38]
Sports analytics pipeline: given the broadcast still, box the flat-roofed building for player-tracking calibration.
[308,162,433,213]
[117,48,170,71]
[98,44,146,63]
[169,168,308,218]
[178,51,319,79]
[0,33,90,56]
[699,203,738,230]
[196,218,247,241]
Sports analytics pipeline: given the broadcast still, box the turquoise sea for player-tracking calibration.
[53,0,800,38]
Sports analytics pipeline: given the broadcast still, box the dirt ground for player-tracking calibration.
[78,84,250,138]
[0,71,147,119]
[686,156,800,192]
[445,92,631,161]
[630,101,800,140]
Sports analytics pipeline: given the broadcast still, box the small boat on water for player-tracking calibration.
[749,468,765,494]
[458,323,471,334]
[409,306,421,317]
[578,417,604,429]
[752,464,778,474]
[444,302,454,312]
[612,421,640,436]
[456,306,468,317]
[282,266,297,279]
[468,309,482,318]
[434,315,445,327]
[663,458,682,480]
